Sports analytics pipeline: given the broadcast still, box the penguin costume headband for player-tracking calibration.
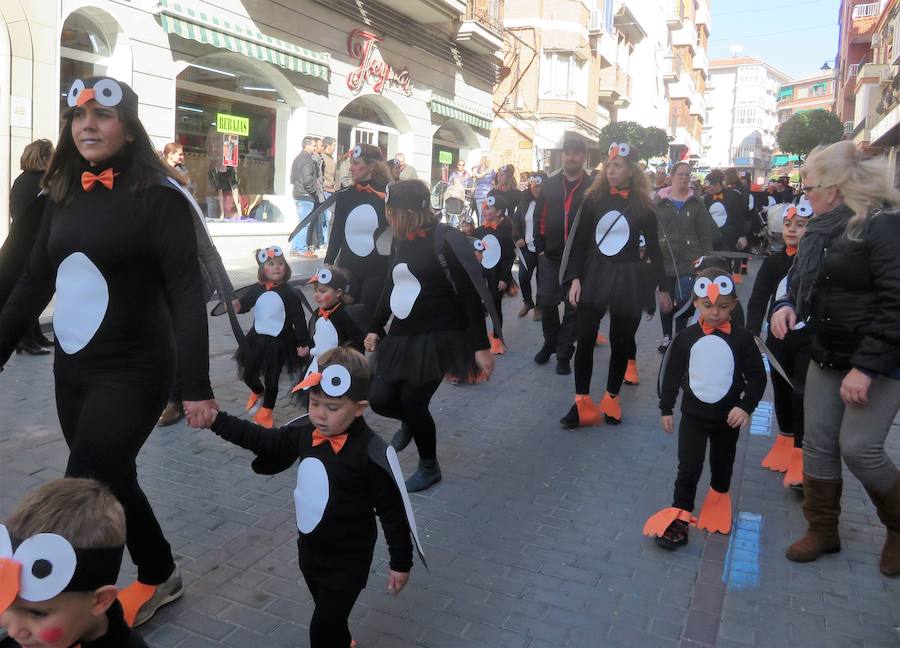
[784,200,813,221]
[256,245,284,265]
[351,143,383,163]
[693,274,735,304]
[0,524,124,611]
[307,267,349,291]
[484,190,508,212]
[66,77,139,119]
[292,357,371,401]
[607,142,639,163]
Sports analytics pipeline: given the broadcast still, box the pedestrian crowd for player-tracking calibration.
[0,75,898,648]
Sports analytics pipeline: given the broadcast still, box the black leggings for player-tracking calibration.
[573,304,640,396]
[243,358,282,409]
[56,377,175,584]
[673,414,739,511]
[369,379,442,460]
[659,276,691,339]
[492,289,503,336]
[518,248,537,307]
[303,575,363,648]
[768,337,811,446]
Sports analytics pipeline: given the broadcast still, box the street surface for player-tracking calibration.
[1,255,898,648]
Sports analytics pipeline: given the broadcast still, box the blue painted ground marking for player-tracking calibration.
[750,400,773,436]
[723,512,763,590]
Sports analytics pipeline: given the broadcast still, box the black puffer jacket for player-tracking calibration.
[654,192,716,277]
[810,209,900,375]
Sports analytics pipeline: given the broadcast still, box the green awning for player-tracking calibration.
[778,87,793,99]
[429,97,493,131]
[156,0,330,81]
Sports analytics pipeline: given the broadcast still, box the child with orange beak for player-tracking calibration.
[645,268,767,550]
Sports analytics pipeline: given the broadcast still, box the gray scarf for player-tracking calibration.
[788,203,853,319]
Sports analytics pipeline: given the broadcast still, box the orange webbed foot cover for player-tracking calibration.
[761,434,793,472]
[254,407,274,429]
[490,337,505,355]
[118,582,157,627]
[599,392,621,422]
[245,391,260,412]
[575,395,601,426]
[643,508,695,537]
[783,447,803,487]
[624,359,640,385]
[697,489,732,534]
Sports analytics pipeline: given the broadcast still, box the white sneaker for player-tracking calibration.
[133,566,184,627]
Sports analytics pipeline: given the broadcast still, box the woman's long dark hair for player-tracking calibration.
[43,107,184,206]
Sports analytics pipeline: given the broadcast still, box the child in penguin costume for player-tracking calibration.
[0,76,222,626]
[512,171,546,320]
[645,268,767,549]
[232,245,311,429]
[206,348,424,648]
[704,169,751,283]
[323,143,393,314]
[303,265,367,358]
[747,201,814,487]
[365,180,501,492]
[473,189,516,355]
[559,142,665,427]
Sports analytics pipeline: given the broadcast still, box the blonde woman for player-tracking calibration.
[770,140,900,576]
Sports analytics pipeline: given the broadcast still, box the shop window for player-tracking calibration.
[60,12,113,124]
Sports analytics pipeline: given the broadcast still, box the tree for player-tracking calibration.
[598,121,671,162]
[776,109,844,161]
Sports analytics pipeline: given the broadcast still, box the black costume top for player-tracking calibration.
[9,170,44,223]
[704,188,749,250]
[82,600,149,648]
[211,413,416,589]
[323,180,390,307]
[562,191,665,314]
[746,250,794,336]
[473,218,515,294]
[512,191,543,253]
[238,283,309,343]
[309,303,366,356]
[534,173,590,260]
[659,322,766,420]
[0,158,213,400]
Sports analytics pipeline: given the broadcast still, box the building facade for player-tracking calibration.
[834,0,881,125]
[0,0,501,240]
[776,72,836,123]
[702,57,791,182]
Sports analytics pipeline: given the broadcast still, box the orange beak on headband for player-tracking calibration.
[75,88,96,107]
[707,284,720,304]
[608,149,619,160]
[0,557,22,612]
[292,372,322,393]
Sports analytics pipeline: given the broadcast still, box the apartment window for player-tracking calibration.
[735,107,761,126]
[541,52,588,104]
[797,87,809,99]
[847,64,859,77]
[737,66,762,84]
[811,82,829,96]
[852,2,879,19]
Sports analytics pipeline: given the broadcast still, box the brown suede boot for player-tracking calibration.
[786,475,842,562]
[864,476,900,576]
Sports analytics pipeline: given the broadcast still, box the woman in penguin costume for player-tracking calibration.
[232,244,311,428]
[323,143,393,314]
[365,180,501,492]
[558,142,666,428]
[512,171,546,319]
[0,76,218,625]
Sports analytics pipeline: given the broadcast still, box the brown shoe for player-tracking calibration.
[518,304,533,318]
[864,476,900,576]
[157,402,184,427]
[532,306,542,321]
[786,475,842,562]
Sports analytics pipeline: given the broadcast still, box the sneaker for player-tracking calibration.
[121,566,184,627]
[559,404,579,429]
[518,304,533,318]
[657,335,671,354]
[654,520,689,550]
[157,402,184,427]
[405,459,442,492]
[301,249,318,258]
[534,345,553,365]
[555,358,571,375]
[288,250,303,257]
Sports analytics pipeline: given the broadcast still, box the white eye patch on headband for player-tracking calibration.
[257,245,284,265]
[694,275,734,302]
[67,78,124,109]
[485,196,497,207]
[607,142,631,160]
[529,176,543,185]
[352,144,363,159]
[294,363,352,398]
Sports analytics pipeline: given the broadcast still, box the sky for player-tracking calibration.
[707,0,842,80]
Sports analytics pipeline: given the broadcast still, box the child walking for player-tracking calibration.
[233,245,310,428]
[473,189,516,355]
[304,265,366,360]
[645,268,766,549]
[207,347,422,648]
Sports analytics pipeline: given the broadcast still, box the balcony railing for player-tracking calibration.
[662,54,683,81]
[598,66,632,105]
[466,0,504,36]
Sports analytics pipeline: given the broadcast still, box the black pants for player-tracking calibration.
[768,336,811,446]
[537,255,576,360]
[673,414,740,511]
[369,378,442,460]
[492,289,503,336]
[243,358,282,409]
[573,304,640,396]
[659,276,691,339]
[56,377,175,584]
[303,574,363,648]
[518,248,538,308]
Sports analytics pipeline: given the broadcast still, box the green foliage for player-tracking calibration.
[776,109,844,160]
[598,121,671,161]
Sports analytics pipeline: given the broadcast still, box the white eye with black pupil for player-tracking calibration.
[14,534,77,602]
[797,202,813,217]
[353,145,362,159]
[318,268,333,284]
[535,176,542,185]
[93,79,123,107]
[473,239,485,251]
[693,277,711,298]
[714,274,734,295]
[486,196,495,206]
[618,143,631,157]
[67,79,85,108]
[320,365,351,397]
[257,249,268,264]
[270,245,283,257]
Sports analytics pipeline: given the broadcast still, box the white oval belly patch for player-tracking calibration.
[480,234,501,269]
[390,263,421,320]
[345,204,379,257]
[53,252,109,355]
[709,202,727,228]
[254,291,286,336]
[295,457,329,534]
[311,317,339,357]
[688,334,735,404]
[595,210,630,256]
[775,275,789,301]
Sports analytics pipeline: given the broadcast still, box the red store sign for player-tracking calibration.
[346,28,412,96]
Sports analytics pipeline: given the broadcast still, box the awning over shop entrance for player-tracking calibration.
[156,0,330,80]
[428,97,493,131]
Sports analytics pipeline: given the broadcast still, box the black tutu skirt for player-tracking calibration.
[374,329,475,384]
[579,257,643,317]
[234,330,303,382]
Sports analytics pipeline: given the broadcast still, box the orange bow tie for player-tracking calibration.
[610,187,631,199]
[712,192,724,201]
[482,221,499,230]
[318,304,341,319]
[785,244,798,257]
[312,428,348,453]
[356,183,386,200]
[406,228,427,240]
[81,168,117,192]
[700,318,732,336]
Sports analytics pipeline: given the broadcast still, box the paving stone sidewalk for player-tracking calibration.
[1,257,898,648]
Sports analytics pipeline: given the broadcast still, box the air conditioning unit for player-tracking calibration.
[843,120,854,134]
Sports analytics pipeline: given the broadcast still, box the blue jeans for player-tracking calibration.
[291,198,315,252]
[318,192,332,248]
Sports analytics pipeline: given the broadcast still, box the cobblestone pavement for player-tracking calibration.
[1,256,898,648]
